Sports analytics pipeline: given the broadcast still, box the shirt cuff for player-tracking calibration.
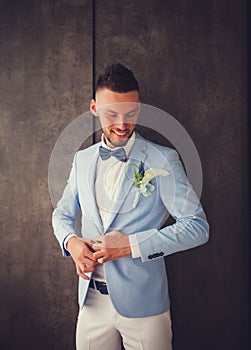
[129,234,141,258]
[63,233,77,252]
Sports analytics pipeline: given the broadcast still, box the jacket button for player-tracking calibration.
[159,252,164,256]
[148,255,153,259]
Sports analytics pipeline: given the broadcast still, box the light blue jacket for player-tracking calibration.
[52,134,209,317]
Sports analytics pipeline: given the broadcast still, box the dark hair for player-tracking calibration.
[96,63,139,93]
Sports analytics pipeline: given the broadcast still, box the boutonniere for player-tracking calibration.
[126,161,170,208]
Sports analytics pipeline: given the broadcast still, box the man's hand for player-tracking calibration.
[66,236,98,280]
[92,231,131,264]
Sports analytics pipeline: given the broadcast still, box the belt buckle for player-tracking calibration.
[95,281,108,295]
[97,283,108,295]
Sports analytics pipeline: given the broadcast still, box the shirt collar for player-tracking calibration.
[101,131,136,158]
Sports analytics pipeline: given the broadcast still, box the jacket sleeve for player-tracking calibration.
[134,149,209,262]
[52,153,80,256]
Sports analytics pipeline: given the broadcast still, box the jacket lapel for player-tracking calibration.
[86,145,104,233]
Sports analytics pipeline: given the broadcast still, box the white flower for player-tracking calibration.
[126,162,169,208]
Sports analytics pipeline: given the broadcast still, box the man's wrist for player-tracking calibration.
[64,234,78,251]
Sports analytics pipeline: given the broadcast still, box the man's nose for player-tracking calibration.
[116,115,127,129]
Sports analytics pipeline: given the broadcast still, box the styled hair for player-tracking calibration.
[96,63,139,93]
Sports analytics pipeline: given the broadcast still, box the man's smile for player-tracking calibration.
[111,129,130,137]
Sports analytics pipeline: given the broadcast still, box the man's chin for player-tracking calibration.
[107,131,133,147]
[110,138,129,147]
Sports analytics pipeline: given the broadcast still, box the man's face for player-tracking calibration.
[90,88,140,148]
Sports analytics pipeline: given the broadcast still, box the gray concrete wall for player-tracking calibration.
[0,1,92,349]
[0,0,249,349]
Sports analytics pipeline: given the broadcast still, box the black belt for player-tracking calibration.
[89,279,109,295]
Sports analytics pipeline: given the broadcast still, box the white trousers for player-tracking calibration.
[76,287,173,350]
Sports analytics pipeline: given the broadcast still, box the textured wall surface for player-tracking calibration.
[0,0,92,349]
[0,0,249,349]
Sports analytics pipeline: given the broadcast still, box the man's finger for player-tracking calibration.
[83,239,96,252]
[76,264,90,280]
[80,256,98,267]
[92,243,103,252]
[81,246,97,261]
[81,263,96,273]
[93,250,106,260]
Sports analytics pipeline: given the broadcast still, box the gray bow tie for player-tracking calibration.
[99,146,127,162]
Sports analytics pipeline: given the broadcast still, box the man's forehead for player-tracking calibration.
[96,101,140,113]
[95,88,139,105]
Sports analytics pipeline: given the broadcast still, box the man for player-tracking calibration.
[52,63,209,350]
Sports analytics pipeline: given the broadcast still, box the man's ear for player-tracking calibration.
[90,99,98,117]
[137,100,141,115]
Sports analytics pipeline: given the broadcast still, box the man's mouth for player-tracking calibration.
[112,130,129,137]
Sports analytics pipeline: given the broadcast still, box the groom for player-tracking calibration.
[52,63,209,350]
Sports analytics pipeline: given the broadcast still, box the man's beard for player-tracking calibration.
[104,129,133,148]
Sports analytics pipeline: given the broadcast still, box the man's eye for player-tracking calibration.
[126,111,136,117]
[106,112,117,117]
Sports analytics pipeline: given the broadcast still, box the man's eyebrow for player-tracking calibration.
[105,109,117,113]
[126,107,139,114]
[103,107,139,114]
